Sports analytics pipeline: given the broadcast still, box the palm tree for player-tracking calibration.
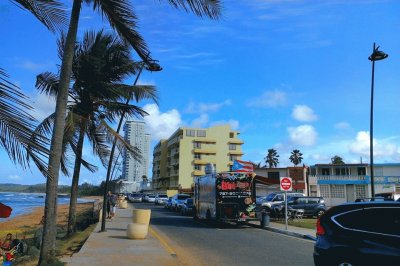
[0,68,49,174]
[41,2,222,264]
[265,149,280,168]
[331,155,345,165]
[289,149,303,166]
[35,30,158,235]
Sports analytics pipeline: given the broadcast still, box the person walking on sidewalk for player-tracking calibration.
[106,191,117,219]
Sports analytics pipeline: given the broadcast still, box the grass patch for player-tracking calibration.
[274,218,317,230]
[56,223,97,257]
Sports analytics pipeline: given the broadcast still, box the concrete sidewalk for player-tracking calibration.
[61,204,180,266]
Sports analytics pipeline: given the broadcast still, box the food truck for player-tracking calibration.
[193,164,260,224]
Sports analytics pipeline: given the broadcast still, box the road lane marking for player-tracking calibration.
[149,225,177,257]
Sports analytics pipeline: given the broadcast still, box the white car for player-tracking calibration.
[155,194,168,205]
[146,194,156,203]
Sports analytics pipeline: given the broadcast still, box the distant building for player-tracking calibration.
[152,125,244,191]
[309,163,400,207]
[122,120,150,192]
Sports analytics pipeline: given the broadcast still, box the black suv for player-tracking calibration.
[287,196,326,217]
[314,201,400,266]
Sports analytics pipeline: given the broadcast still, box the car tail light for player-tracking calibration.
[316,217,325,236]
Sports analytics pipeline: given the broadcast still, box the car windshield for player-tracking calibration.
[266,193,277,201]
[148,195,155,198]
[177,195,190,200]
[158,194,168,198]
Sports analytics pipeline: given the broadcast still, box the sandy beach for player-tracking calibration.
[0,197,101,241]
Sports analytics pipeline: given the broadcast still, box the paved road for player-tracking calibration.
[134,202,315,266]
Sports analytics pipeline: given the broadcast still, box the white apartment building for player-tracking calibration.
[122,120,150,192]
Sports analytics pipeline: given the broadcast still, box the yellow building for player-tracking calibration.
[152,125,244,191]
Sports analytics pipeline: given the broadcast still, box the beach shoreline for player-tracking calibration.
[0,196,102,240]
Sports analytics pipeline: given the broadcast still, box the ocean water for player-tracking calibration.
[0,192,93,220]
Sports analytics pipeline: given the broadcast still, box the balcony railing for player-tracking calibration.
[315,175,367,181]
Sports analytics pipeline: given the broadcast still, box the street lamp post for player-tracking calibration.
[368,43,388,197]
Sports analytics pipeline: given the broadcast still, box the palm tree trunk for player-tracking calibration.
[100,63,145,232]
[39,0,82,265]
[67,120,86,236]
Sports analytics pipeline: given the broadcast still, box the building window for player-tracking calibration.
[229,155,239,161]
[194,164,201,170]
[229,132,234,138]
[193,142,201,148]
[267,172,280,180]
[229,144,236,150]
[330,185,345,198]
[194,153,201,159]
[335,168,350,175]
[197,130,206,137]
[357,167,366,175]
[320,185,330,198]
[321,168,330,175]
[355,185,367,199]
[186,129,196,137]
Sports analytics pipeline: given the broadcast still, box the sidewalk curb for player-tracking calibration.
[248,223,317,241]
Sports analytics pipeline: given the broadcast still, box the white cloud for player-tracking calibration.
[16,59,52,72]
[349,131,398,158]
[8,175,22,181]
[210,119,240,130]
[191,114,209,128]
[143,104,182,140]
[335,122,351,130]
[288,125,318,146]
[185,99,232,114]
[292,105,318,122]
[246,90,287,108]
[31,93,56,121]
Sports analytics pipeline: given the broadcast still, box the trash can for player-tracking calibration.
[261,211,270,227]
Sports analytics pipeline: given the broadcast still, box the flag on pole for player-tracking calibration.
[232,160,254,172]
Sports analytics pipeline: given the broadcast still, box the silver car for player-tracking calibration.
[155,194,168,205]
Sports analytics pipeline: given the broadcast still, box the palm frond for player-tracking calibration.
[93,0,150,61]
[164,0,222,19]
[12,0,67,33]
[0,68,50,174]
[36,72,60,97]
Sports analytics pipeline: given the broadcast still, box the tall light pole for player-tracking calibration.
[368,43,388,197]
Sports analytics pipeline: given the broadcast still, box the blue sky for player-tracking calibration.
[1,0,400,185]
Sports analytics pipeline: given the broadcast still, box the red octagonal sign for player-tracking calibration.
[280,177,292,191]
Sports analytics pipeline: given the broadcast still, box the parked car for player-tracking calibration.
[355,197,393,202]
[146,194,156,203]
[171,193,191,211]
[128,193,143,203]
[287,196,326,217]
[143,193,154,202]
[314,201,400,266]
[256,196,267,205]
[155,194,168,205]
[260,192,305,211]
[165,197,173,209]
[180,198,194,216]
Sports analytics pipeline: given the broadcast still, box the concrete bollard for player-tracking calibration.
[127,223,148,239]
[120,200,128,209]
[132,209,151,225]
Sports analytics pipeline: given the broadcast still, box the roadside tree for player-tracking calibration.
[289,149,303,166]
[331,155,345,165]
[265,149,280,168]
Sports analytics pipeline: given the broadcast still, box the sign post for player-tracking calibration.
[280,177,292,230]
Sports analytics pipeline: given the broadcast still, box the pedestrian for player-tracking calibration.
[106,191,117,219]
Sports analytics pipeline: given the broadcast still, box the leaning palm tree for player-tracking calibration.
[265,149,280,168]
[40,2,222,263]
[289,149,303,166]
[36,30,158,235]
[0,68,49,174]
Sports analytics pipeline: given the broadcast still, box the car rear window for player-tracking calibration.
[178,195,191,200]
[158,194,168,198]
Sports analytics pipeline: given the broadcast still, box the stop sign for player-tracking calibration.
[280,177,292,191]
